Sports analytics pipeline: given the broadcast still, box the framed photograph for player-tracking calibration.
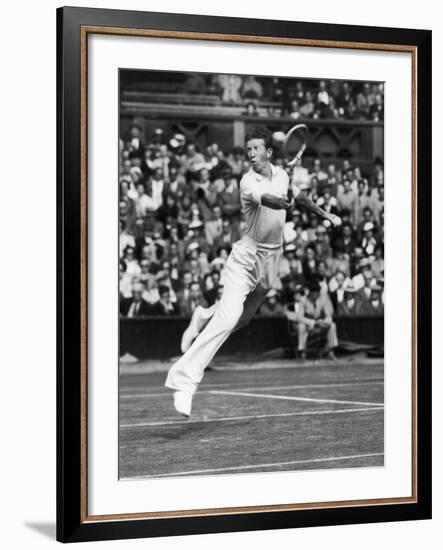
[57,6,432,543]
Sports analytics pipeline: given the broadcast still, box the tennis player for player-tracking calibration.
[165,127,341,417]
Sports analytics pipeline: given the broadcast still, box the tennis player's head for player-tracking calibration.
[245,127,273,171]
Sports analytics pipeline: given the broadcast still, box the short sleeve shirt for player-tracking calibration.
[240,164,298,247]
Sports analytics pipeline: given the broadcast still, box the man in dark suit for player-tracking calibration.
[178,282,208,317]
[149,285,180,316]
[121,281,152,317]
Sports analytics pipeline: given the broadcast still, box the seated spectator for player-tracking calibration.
[243,101,259,117]
[260,289,285,316]
[310,158,328,183]
[361,222,378,257]
[352,258,375,290]
[316,185,338,215]
[212,218,241,252]
[285,281,338,359]
[217,74,243,104]
[119,260,133,299]
[218,173,241,216]
[183,73,207,95]
[370,245,384,279]
[329,249,351,278]
[356,183,373,225]
[329,270,352,309]
[182,143,207,175]
[334,223,357,256]
[149,285,180,315]
[312,226,333,262]
[180,281,209,316]
[337,284,364,316]
[121,281,152,317]
[337,178,358,224]
[119,220,135,258]
[291,158,310,191]
[288,100,301,120]
[242,75,263,100]
[361,285,384,315]
[299,90,315,118]
[123,245,141,277]
[302,245,317,282]
[204,204,223,247]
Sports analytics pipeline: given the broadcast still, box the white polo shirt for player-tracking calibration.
[240,164,299,247]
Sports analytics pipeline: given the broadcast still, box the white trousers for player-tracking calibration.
[165,236,282,394]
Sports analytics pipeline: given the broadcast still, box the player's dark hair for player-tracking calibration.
[245,126,273,150]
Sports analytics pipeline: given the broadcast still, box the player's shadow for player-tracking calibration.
[24,521,56,540]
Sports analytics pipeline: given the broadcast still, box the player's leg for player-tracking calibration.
[234,246,283,331]
[181,303,217,353]
[165,239,258,415]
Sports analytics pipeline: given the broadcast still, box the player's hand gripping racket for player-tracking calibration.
[282,123,309,204]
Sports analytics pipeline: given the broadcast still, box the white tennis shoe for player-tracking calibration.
[173,390,193,418]
[181,305,205,353]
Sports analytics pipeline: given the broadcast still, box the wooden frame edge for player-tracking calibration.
[78,25,420,524]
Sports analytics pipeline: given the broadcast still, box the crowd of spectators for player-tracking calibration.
[180,73,384,121]
[119,122,385,320]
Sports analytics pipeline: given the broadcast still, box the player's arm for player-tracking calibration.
[261,193,293,211]
[293,192,341,227]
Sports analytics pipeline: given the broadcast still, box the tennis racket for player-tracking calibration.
[283,123,309,167]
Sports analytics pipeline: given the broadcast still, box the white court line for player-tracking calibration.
[120,380,384,399]
[120,406,383,428]
[210,390,383,408]
[121,452,385,480]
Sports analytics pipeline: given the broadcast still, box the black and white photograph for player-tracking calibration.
[118,69,385,480]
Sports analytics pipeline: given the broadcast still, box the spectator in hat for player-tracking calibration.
[361,285,384,315]
[337,284,364,316]
[260,289,285,316]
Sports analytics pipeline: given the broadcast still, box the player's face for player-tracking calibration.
[246,138,271,170]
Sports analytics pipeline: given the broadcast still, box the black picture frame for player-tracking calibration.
[57,6,432,543]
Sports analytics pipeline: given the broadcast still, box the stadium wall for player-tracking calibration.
[120,316,384,359]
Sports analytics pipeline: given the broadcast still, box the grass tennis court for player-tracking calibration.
[119,358,384,480]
